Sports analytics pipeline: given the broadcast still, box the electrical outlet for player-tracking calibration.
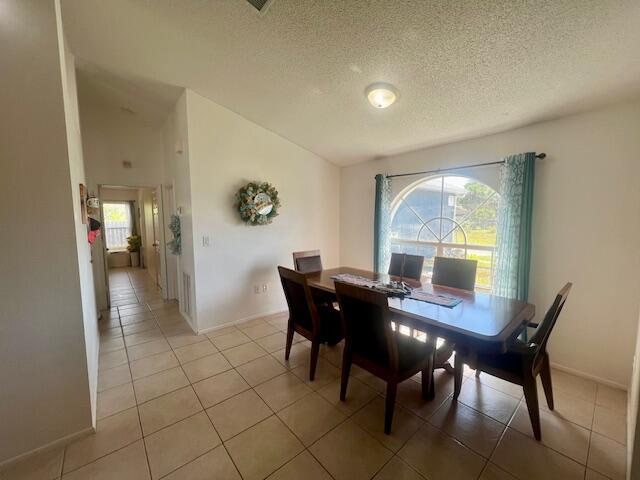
[202,235,210,247]
[254,285,261,294]
[262,284,268,292]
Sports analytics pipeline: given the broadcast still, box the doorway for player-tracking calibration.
[96,184,173,310]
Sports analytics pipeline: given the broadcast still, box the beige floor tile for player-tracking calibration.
[592,405,626,445]
[193,369,250,408]
[63,408,141,473]
[241,322,280,340]
[207,389,273,440]
[97,382,136,420]
[278,392,347,446]
[585,468,610,480]
[255,373,314,411]
[99,319,122,331]
[122,319,158,336]
[319,342,344,368]
[394,378,449,420]
[211,330,252,350]
[457,381,520,424]
[255,332,287,353]
[0,447,64,480]
[266,317,289,332]
[173,340,218,364]
[133,367,190,404]
[182,353,233,383]
[97,363,132,393]
[317,377,377,415]
[352,396,423,452]
[290,358,340,390]
[548,369,597,403]
[100,337,125,353]
[206,325,239,339]
[130,351,179,380]
[539,388,595,429]
[166,333,205,349]
[596,385,627,415]
[162,445,241,480]
[144,412,220,479]
[587,432,626,480]
[222,342,269,367]
[310,419,393,480]
[99,348,128,371]
[266,451,332,480]
[428,397,505,458]
[225,416,304,480]
[491,427,585,480]
[241,317,269,328]
[272,344,311,369]
[120,311,154,325]
[399,423,485,480]
[235,355,287,387]
[139,386,203,435]
[99,326,123,339]
[474,374,523,399]
[509,400,590,464]
[127,338,171,362]
[124,328,164,347]
[479,463,518,480]
[62,440,150,480]
[373,456,426,480]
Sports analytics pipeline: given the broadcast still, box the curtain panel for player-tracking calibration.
[492,152,536,301]
[373,174,392,273]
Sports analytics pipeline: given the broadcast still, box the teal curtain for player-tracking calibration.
[492,152,536,301]
[373,174,392,273]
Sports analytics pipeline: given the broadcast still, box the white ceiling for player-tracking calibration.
[61,0,640,166]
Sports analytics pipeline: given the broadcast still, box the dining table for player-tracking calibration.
[305,266,536,356]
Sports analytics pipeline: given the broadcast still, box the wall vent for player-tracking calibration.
[246,0,273,13]
[182,272,191,317]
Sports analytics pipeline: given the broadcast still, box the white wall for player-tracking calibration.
[184,90,341,332]
[0,0,95,464]
[340,100,640,388]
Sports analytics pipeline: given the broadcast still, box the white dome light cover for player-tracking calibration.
[365,83,399,109]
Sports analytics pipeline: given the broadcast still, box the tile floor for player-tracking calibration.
[0,268,628,480]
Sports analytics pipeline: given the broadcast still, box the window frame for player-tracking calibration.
[102,201,134,252]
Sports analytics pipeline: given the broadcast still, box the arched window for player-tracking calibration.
[390,175,499,291]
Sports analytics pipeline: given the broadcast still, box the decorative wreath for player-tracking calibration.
[235,181,281,225]
[168,214,181,255]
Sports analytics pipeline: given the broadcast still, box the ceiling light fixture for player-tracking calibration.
[365,83,399,109]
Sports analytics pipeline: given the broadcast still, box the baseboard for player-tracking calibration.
[551,362,628,391]
[197,309,287,335]
[0,426,95,471]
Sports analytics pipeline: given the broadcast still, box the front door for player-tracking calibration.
[151,188,162,288]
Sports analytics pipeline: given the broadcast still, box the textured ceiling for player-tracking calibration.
[61,0,640,165]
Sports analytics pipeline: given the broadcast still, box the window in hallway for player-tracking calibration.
[103,201,133,251]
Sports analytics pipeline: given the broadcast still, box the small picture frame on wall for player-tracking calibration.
[79,183,87,224]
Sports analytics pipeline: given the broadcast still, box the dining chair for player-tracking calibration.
[278,266,342,380]
[431,256,478,372]
[335,281,435,434]
[292,249,323,273]
[452,283,572,440]
[388,253,425,281]
[431,256,478,291]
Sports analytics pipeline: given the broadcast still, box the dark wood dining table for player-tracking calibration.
[305,266,536,355]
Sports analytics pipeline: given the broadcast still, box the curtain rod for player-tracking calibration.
[385,153,546,179]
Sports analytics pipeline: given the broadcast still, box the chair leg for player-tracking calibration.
[340,350,352,401]
[523,375,541,441]
[284,323,294,360]
[540,353,554,410]
[421,349,435,400]
[475,369,481,378]
[385,382,398,435]
[309,340,320,382]
[453,353,464,401]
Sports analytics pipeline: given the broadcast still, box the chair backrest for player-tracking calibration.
[293,250,323,273]
[335,281,399,371]
[388,253,425,281]
[431,256,478,291]
[278,266,320,335]
[530,282,572,367]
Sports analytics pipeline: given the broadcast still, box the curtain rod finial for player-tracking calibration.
[536,153,546,159]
